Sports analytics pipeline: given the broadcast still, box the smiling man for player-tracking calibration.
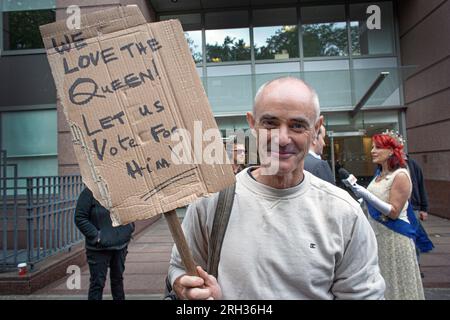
[168,77,385,300]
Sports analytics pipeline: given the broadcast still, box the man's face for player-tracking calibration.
[247,80,321,175]
[233,144,246,164]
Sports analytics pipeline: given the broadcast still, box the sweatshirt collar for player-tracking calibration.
[238,166,311,199]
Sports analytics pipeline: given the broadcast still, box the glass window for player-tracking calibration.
[185,30,202,64]
[205,11,250,63]
[254,26,298,60]
[301,5,348,57]
[206,65,252,114]
[1,110,57,177]
[2,0,55,11]
[2,9,55,50]
[350,2,394,55]
[206,28,251,63]
[304,60,352,108]
[2,110,57,157]
[353,58,400,106]
[253,8,298,60]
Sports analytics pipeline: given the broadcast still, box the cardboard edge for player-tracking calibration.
[39,6,146,51]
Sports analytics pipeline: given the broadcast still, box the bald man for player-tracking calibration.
[304,125,335,184]
[168,77,385,300]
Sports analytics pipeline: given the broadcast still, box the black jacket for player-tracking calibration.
[75,187,135,250]
[304,153,336,185]
[406,156,429,212]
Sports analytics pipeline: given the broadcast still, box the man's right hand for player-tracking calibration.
[419,211,428,221]
[173,266,222,300]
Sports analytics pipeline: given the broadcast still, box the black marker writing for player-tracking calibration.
[51,32,87,55]
[151,124,177,143]
[68,78,106,106]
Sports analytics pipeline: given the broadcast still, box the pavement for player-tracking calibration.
[1,209,450,300]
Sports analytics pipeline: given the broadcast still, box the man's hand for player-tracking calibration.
[419,211,428,221]
[173,266,222,300]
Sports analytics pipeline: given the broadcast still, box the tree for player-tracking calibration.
[185,33,202,63]
[206,36,250,62]
[302,23,349,57]
[255,26,299,60]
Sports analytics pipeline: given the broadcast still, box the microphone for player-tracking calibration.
[339,168,392,214]
[338,168,357,188]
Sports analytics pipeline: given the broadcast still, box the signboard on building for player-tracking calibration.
[40,6,235,225]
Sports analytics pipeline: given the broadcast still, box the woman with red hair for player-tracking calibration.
[348,130,424,300]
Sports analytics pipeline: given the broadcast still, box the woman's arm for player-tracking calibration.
[387,172,412,220]
[347,172,411,219]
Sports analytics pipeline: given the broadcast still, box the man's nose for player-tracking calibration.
[276,125,291,146]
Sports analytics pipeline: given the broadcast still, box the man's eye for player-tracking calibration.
[261,120,278,128]
[290,123,306,130]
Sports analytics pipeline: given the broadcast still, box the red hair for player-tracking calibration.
[372,134,406,170]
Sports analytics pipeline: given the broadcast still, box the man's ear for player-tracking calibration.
[314,115,324,138]
[246,112,255,129]
[246,112,257,136]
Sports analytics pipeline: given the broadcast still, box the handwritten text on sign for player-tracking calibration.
[52,31,178,185]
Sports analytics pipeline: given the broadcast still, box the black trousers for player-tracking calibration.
[86,247,128,300]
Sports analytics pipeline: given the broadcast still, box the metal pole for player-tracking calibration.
[330,132,336,183]
[350,72,390,118]
[26,178,34,263]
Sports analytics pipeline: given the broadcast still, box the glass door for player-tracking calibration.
[325,131,376,188]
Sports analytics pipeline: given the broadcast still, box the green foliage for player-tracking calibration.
[303,23,349,57]
[4,9,55,50]
[255,26,299,60]
[206,35,251,62]
[185,33,202,63]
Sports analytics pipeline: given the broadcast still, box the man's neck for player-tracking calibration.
[308,149,321,160]
[252,167,304,189]
[232,163,243,174]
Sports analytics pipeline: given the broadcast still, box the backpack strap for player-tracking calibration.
[164,182,236,299]
[207,182,236,278]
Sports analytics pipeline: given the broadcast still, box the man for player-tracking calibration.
[231,142,246,174]
[168,77,385,299]
[405,155,429,223]
[304,125,335,185]
[405,154,433,274]
[75,187,135,300]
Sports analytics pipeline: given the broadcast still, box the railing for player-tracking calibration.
[1,152,84,272]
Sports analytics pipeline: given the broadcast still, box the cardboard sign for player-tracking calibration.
[40,6,235,226]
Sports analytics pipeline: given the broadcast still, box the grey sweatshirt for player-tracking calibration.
[169,168,385,300]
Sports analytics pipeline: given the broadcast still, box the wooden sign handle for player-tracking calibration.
[163,209,199,276]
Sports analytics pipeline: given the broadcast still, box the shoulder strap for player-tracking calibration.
[163,182,236,300]
[207,182,236,278]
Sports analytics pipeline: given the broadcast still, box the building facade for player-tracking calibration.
[0,0,448,218]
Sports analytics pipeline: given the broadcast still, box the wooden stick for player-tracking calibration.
[163,209,198,276]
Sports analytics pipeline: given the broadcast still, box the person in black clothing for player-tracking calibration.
[405,154,432,276]
[304,125,335,185]
[406,155,429,221]
[75,187,135,300]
